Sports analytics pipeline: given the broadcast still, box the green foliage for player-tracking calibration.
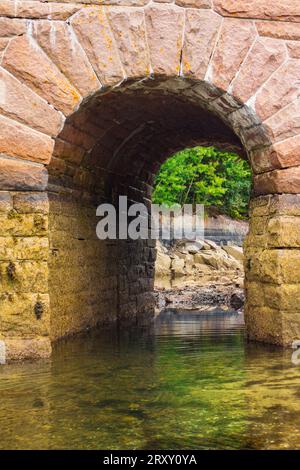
[152,146,252,219]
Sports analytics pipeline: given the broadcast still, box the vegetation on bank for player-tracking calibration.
[152,147,252,219]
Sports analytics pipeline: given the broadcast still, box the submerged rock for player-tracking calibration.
[230,292,245,310]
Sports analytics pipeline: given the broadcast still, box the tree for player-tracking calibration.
[152,147,251,219]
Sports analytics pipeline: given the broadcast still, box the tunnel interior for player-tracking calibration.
[47,78,246,341]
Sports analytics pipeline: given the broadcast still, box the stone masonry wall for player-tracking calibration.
[0,191,51,360]
[48,194,119,340]
[0,0,300,358]
[245,194,300,346]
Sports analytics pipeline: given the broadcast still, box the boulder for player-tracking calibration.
[230,292,245,310]
[155,251,172,277]
[222,245,244,262]
[171,256,185,277]
[204,239,219,250]
[185,241,203,254]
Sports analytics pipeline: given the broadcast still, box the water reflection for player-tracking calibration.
[0,310,299,449]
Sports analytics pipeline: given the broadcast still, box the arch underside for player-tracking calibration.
[0,1,300,359]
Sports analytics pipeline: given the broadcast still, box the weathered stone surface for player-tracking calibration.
[155,251,171,277]
[107,8,150,78]
[264,99,300,142]
[171,256,185,277]
[0,236,49,261]
[0,260,48,293]
[256,20,300,40]
[251,135,300,173]
[214,0,300,22]
[145,5,185,76]
[0,38,9,54]
[0,114,54,164]
[231,38,286,103]
[210,18,257,91]
[0,192,12,213]
[227,106,261,133]
[244,304,292,346]
[268,216,300,248]
[0,292,50,335]
[53,139,85,165]
[0,67,64,136]
[0,18,27,37]
[0,157,48,191]
[0,212,48,237]
[269,136,300,169]
[0,1,82,19]
[0,0,14,17]
[208,92,242,120]
[241,124,271,151]
[16,2,83,20]
[182,9,222,80]
[13,192,49,214]
[71,7,125,86]
[33,21,101,97]
[254,167,300,195]
[255,60,300,122]
[287,41,300,59]
[222,245,243,262]
[70,0,149,4]
[247,282,300,312]
[2,35,81,116]
[249,147,274,174]
[176,0,211,7]
[5,337,51,361]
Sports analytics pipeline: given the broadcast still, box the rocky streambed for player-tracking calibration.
[154,239,245,312]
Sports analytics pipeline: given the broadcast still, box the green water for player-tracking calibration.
[0,309,300,450]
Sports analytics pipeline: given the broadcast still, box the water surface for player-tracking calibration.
[0,310,300,450]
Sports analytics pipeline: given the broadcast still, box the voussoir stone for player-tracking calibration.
[0,39,9,62]
[81,0,149,4]
[2,35,81,116]
[231,37,286,103]
[251,137,300,173]
[0,67,63,136]
[107,8,150,78]
[175,0,211,7]
[17,2,83,20]
[255,60,300,122]
[264,99,300,142]
[0,1,15,17]
[33,21,101,97]
[0,18,27,37]
[182,9,222,80]
[145,5,185,76]
[210,18,257,91]
[0,1,82,19]
[214,0,300,22]
[71,7,125,86]
[271,136,300,169]
[256,21,300,41]
[254,166,300,195]
[0,156,48,191]
[287,41,300,59]
[0,114,54,164]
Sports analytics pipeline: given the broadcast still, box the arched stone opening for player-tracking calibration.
[48,78,247,341]
[0,2,299,360]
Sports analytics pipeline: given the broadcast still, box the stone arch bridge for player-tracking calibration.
[0,0,300,360]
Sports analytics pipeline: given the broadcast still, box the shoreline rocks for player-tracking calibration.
[154,239,245,312]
